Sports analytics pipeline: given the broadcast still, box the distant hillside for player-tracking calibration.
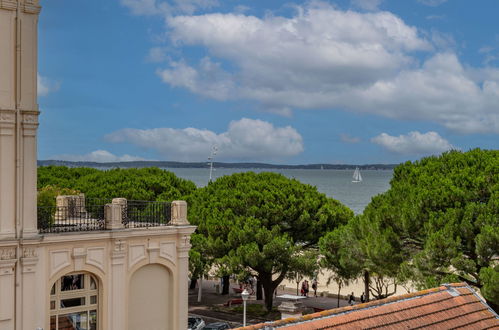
[38,160,397,170]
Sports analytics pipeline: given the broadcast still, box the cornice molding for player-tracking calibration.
[0,0,41,14]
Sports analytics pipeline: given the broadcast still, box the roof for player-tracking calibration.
[241,283,499,329]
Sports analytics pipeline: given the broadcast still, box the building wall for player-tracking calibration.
[128,264,172,330]
[0,226,195,330]
[0,2,196,329]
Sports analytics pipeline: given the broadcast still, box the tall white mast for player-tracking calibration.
[208,146,218,183]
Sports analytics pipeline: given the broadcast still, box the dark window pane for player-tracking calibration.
[90,276,97,290]
[50,284,56,295]
[50,300,56,310]
[60,297,85,308]
[61,274,84,291]
[90,295,97,304]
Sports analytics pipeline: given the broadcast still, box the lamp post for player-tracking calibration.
[241,289,250,326]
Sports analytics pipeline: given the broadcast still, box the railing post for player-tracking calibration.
[170,201,189,225]
[105,203,124,230]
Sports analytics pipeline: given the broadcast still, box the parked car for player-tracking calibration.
[188,316,206,330]
[203,322,231,330]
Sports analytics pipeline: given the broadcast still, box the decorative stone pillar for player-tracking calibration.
[105,204,124,230]
[171,200,189,225]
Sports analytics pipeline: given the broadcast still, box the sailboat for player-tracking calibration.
[352,167,362,183]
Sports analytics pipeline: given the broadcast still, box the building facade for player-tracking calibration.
[0,1,196,329]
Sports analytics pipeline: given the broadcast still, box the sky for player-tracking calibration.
[37,0,499,164]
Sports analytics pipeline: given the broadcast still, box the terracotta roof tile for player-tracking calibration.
[240,283,499,330]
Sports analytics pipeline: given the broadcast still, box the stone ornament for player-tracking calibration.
[0,248,16,260]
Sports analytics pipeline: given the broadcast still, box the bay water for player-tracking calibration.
[161,168,393,214]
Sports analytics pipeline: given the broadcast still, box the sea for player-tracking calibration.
[159,168,393,215]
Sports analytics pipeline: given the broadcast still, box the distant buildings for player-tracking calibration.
[0,1,195,329]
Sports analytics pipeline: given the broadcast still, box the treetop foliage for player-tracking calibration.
[362,149,498,304]
[37,166,197,203]
[187,171,353,310]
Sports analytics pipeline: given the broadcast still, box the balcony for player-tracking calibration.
[37,194,186,234]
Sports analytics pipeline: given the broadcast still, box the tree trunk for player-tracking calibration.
[221,275,230,295]
[364,270,370,302]
[197,277,203,302]
[256,280,263,300]
[189,277,198,290]
[337,282,342,308]
[260,273,277,312]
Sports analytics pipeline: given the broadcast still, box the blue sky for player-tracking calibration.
[37,0,499,164]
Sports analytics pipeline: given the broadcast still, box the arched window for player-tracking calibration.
[50,273,98,330]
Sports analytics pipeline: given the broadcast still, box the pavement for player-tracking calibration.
[188,279,351,328]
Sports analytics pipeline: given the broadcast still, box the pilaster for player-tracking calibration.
[21,111,39,237]
[109,239,127,330]
[176,230,194,330]
[20,246,39,330]
[0,246,17,330]
[0,110,16,239]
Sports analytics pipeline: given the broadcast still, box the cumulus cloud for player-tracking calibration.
[157,57,234,100]
[351,0,383,11]
[371,131,455,155]
[155,4,499,134]
[52,150,147,162]
[105,118,303,161]
[146,47,168,63]
[37,74,60,97]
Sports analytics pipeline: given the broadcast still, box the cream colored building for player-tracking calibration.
[0,1,195,329]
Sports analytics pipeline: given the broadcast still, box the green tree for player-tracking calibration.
[37,166,197,202]
[286,249,320,296]
[188,172,353,311]
[362,149,498,308]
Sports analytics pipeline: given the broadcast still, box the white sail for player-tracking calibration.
[352,167,362,182]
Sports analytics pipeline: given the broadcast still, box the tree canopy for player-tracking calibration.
[188,171,353,310]
[37,166,197,203]
[356,149,498,306]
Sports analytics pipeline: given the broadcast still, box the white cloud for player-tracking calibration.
[156,4,499,134]
[52,150,147,162]
[351,0,383,11]
[105,118,303,161]
[37,74,60,97]
[371,131,455,155]
[157,57,234,100]
[146,47,168,63]
[418,0,448,6]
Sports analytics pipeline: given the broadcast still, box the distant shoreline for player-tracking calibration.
[38,160,397,170]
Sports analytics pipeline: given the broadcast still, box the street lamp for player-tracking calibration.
[241,289,250,326]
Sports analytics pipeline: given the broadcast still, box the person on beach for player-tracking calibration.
[348,292,355,305]
[360,292,366,303]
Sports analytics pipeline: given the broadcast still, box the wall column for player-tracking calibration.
[176,232,193,330]
[109,240,127,330]
[0,111,16,239]
[0,246,17,330]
